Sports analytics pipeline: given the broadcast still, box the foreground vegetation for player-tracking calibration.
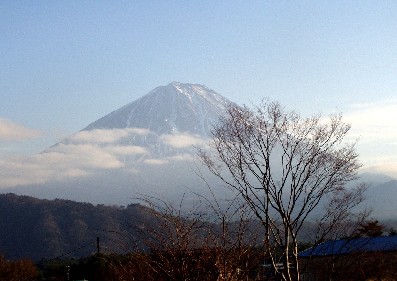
[1,193,397,280]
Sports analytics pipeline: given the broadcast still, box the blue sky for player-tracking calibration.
[1,1,397,179]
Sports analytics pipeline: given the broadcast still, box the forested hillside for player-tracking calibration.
[0,194,156,260]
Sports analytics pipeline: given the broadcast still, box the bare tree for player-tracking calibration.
[198,101,367,281]
[202,194,265,281]
[139,195,218,281]
[139,193,265,281]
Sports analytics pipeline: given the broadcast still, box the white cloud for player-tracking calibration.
[107,145,148,155]
[360,162,397,178]
[52,143,125,169]
[143,158,169,165]
[0,118,42,141]
[167,153,196,162]
[0,142,149,188]
[160,133,207,148]
[0,153,92,187]
[142,153,197,166]
[0,126,154,188]
[344,101,397,177]
[68,128,150,143]
[0,127,207,188]
[345,101,397,143]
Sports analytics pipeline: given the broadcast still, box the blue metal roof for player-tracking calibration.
[299,236,397,257]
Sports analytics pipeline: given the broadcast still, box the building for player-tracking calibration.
[298,236,397,281]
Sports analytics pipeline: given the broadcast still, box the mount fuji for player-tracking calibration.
[84,82,230,136]
[4,82,397,219]
[5,82,234,205]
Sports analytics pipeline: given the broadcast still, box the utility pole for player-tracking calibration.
[66,265,70,281]
[96,236,101,280]
[97,236,100,255]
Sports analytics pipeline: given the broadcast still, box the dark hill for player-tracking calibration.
[0,193,158,261]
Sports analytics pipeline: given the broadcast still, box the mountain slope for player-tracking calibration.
[365,180,397,219]
[84,82,232,137]
[3,82,232,205]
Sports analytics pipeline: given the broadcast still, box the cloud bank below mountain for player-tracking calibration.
[0,128,207,188]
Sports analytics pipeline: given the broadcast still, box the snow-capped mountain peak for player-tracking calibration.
[84,82,233,137]
[5,83,234,205]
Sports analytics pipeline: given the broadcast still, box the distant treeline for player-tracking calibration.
[0,193,158,260]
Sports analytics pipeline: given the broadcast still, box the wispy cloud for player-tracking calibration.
[0,142,149,187]
[0,128,150,188]
[160,133,207,148]
[167,153,196,162]
[345,101,397,143]
[344,100,397,177]
[51,144,127,169]
[0,128,203,188]
[142,153,197,166]
[143,158,169,165]
[0,118,42,141]
[68,128,150,143]
[107,145,148,155]
[361,162,397,177]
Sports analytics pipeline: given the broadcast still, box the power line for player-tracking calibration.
[52,240,95,260]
